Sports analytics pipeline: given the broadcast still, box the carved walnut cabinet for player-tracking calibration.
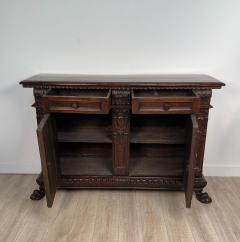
[20,74,224,208]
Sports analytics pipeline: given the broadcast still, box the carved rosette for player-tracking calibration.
[112,90,131,175]
[193,90,212,177]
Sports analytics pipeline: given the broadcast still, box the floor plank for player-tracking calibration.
[0,175,239,242]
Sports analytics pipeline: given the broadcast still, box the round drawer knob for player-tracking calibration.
[163,103,171,111]
[72,103,79,109]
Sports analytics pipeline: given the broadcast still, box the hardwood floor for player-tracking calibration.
[0,175,239,242]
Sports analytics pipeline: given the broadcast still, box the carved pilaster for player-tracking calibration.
[193,90,212,177]
[33,88,48,124]
[112,90,131,175]
[30,88,49,200]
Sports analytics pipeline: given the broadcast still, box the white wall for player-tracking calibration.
[0,0,240,176]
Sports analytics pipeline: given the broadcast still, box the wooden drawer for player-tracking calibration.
[43,89,111,114]
[132,90,200,114]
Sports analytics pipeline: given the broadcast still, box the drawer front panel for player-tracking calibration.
[43,97,110,114]
[132,100,199,114]
[132,90,200,114]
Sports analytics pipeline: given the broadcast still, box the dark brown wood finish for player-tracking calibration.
[37,114,58,208]
[20,74,225,89]
[55,114,112,143]
[112,90,130,176]
[20,74,225,208]
[131,115,187,144]
[43,89,111,114]
[132,90,200,114]
[185,115,198,208]
[59,143,112,176]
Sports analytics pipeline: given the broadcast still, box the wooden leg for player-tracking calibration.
[30,173,45,200]
[195,190,212,204]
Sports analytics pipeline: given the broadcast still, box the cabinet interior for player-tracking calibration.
[55,113,112,176]
[59,143,112,176]
[130,115,188,177]
[55,113,112,143]
[54,112,188,177]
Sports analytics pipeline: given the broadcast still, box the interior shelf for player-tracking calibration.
[130,157,184,176]
[59,143,112,176]
[55,114,112,143]
[60,156,112,176]
[129,144,185,177]
[130,115,187,144]
[55,114,188,177]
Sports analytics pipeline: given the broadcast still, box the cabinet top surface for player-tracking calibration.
[20,73,225,89]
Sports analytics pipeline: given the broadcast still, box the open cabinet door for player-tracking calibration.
[185,115,198,208]
[37,114,57,208]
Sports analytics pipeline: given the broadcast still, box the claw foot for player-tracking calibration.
[30,173,45,201]
[195,191,212,204]
[30,189,45,200]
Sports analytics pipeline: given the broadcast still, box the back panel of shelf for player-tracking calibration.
[58,143,112,176]
[130,114,188,177]
[130,114,188,144]
[55,113,112,143]
[129,143,186,177]
[54,113,113,176]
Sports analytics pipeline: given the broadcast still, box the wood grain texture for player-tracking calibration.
[132,89,200,114]
[56,114,112,143]
[131,115,187,144]
[20,73,225,89]
[37,114,58,208]
[129,156,184,176]
[0,175,239,242]
[112,90,130,176]
[59,143,112,175]
[43,89,111,114]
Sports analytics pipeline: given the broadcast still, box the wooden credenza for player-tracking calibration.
[20,74,225,208]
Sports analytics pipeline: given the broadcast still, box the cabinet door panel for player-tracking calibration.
[185,115,198,208]
[37,114,57,207]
